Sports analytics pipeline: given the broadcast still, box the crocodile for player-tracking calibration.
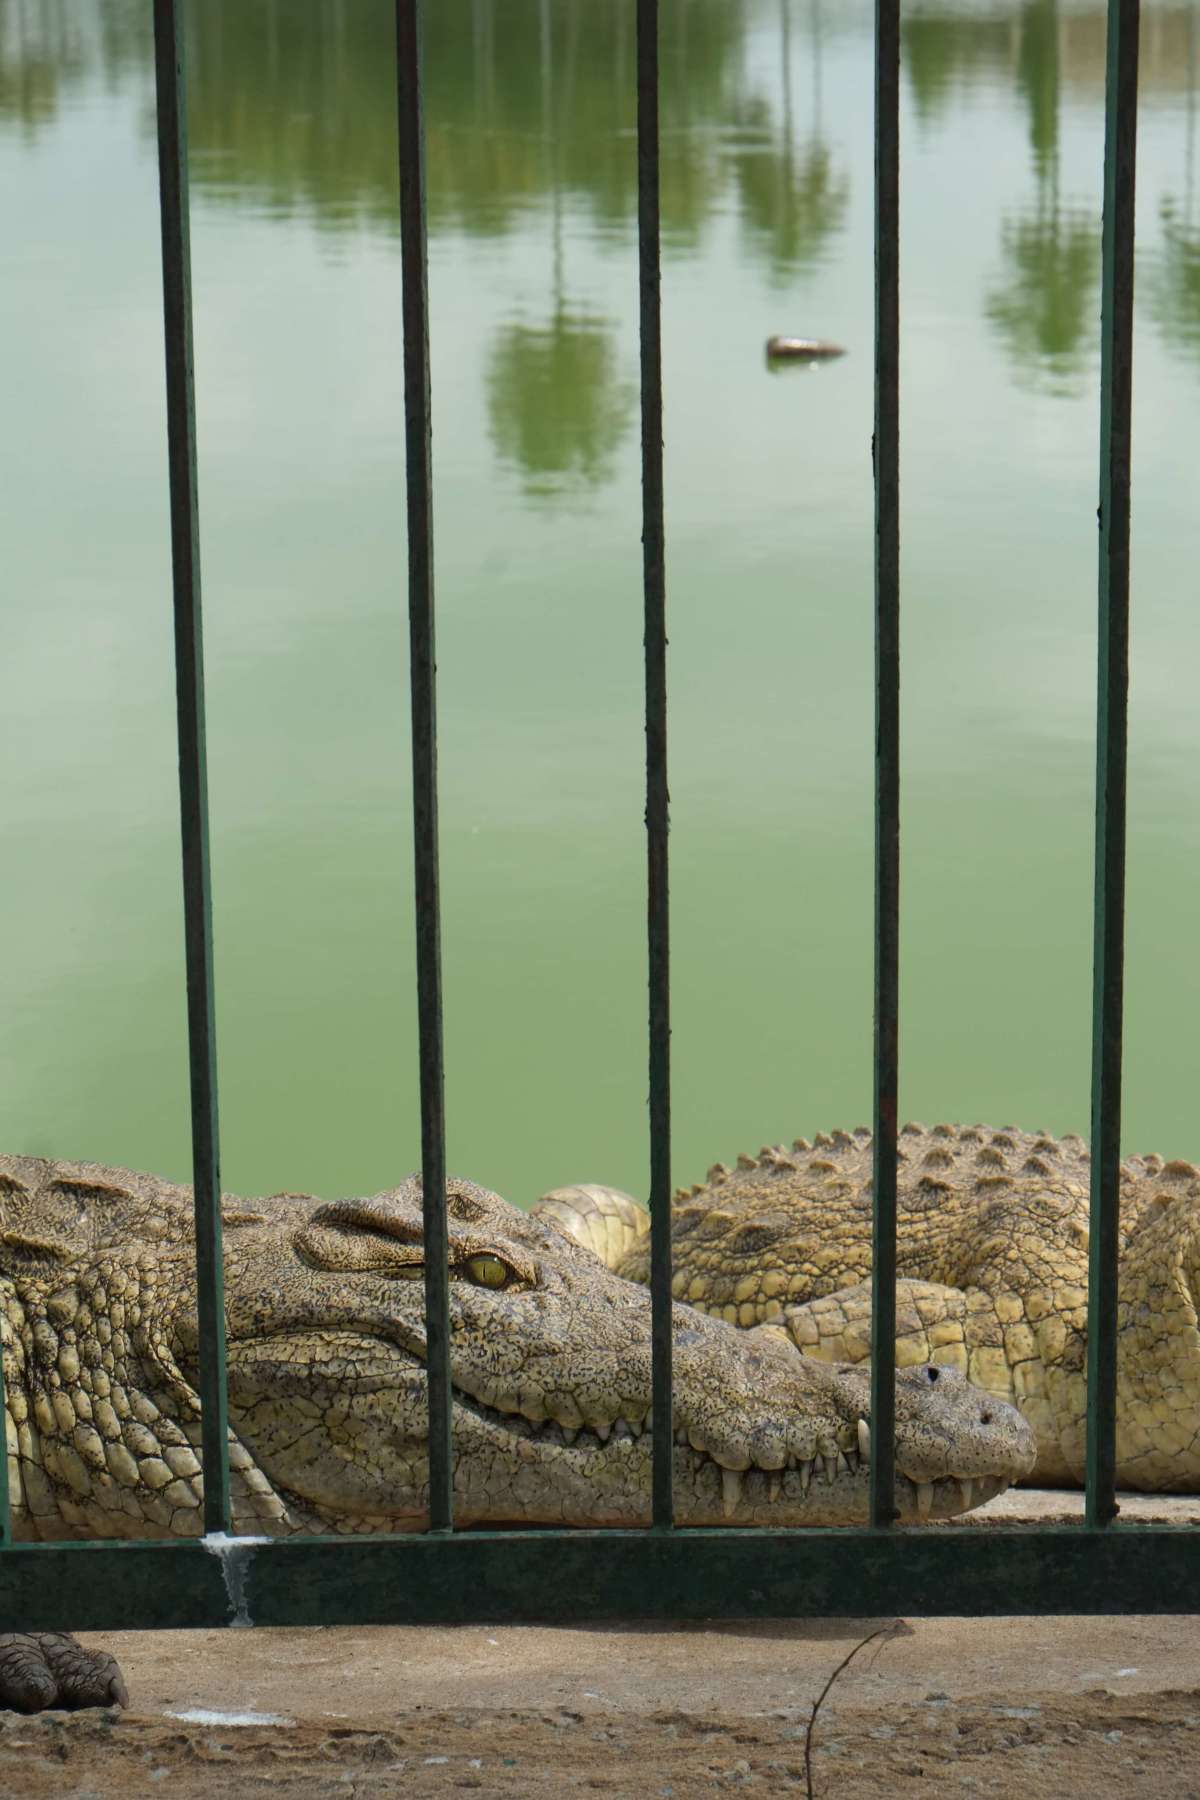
[0,1152,1034,1710]
[539,1122,1200,1494]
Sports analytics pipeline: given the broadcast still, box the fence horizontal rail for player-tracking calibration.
[2,1530,1197,1631]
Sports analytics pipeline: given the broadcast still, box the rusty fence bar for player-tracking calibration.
[869,0,901,1530]
[1086,0,1141,1533]
[636,0,673,1533]
[395,0,453,1533]
[152,0,231,1538]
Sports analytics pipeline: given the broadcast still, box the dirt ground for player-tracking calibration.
[5,1491,1199,1800]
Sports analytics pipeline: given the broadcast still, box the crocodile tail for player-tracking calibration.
[533,1184,650,1273]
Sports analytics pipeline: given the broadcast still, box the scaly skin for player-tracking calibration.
[542,1123,1200,1493]
[0,1153,1034,1709]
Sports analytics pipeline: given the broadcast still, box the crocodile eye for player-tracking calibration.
[465,1254,512,1289]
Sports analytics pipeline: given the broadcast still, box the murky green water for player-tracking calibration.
[3,1,1198,1206]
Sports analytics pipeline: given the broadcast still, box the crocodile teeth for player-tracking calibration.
[957,1478,974,1510]
[721,1468,744,1519]
[857,1419,871,1463]
[767,1474,782,1504]
[594,1421,612,1443]
[821,1453,837,1485]
[560,1426,579,1447]
[798,1459,813,1494]
[916,1482,934,1520]
[675,1427,690,1446]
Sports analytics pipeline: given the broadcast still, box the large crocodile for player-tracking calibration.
[539,1121,1200,1493]
[0,1152,1034,1710]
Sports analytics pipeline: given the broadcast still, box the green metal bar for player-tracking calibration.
[869,0,901,1531]
[1086,0,1140,1533]
[0,1336,10,1548]
[3,1528,1199,1630]
[637,0,673,1531]
[152,0,230,1538]
[394,0,453,1532]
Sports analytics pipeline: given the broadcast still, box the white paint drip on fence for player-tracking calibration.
[202,1531,271,1628]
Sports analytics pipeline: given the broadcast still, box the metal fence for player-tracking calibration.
[3,0,1197,1631]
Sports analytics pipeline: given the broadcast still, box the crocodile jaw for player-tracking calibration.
[223,1332,1022,1530]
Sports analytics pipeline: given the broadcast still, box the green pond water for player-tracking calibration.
[2,0,1198,1208]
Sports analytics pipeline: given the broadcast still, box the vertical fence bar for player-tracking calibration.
[152,0,231,1537]
[869,0,901,1531]
[1086,0,1140,1533]
[636,0,673,1530]
[0,1336,10,1546]
[395,0,452,1532]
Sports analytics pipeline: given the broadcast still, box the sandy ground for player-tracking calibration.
[4,1492,1199,1799]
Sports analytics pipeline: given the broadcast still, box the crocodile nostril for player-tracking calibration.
[980,1409,994,1425]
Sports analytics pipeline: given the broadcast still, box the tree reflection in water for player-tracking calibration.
[986,208,1100,389]
[983,0,1100,393]
[1149,6,1200,357]
[482,1,635,500]
[729,1,848,285]
[8,1,1197,403]
[486,311,634,500]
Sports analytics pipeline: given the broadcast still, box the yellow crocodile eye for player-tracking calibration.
[465,1254,511,1289]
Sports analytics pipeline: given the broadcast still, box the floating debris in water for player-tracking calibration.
[765,335,847,361]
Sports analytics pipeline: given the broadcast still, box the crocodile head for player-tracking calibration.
[211,1175,1037,1528]
[0,1161,1035,1536]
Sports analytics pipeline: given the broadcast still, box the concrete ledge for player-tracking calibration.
[961,1485,1200,1526]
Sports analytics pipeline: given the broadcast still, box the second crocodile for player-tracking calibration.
[541,1122,1200,1491]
